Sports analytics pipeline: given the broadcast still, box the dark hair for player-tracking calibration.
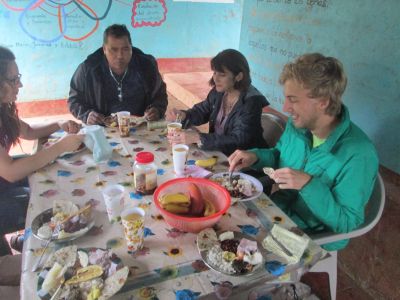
[0,46,20,148]
[103,24,132,45]
[209,49,251,91]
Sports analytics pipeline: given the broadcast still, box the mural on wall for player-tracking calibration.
[0,0,167,43]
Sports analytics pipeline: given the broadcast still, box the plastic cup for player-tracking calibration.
[167,122,182,135]
[117,111,131,137]
[121,207,145,253]
[102,184,125,223]
[172,144,189,176]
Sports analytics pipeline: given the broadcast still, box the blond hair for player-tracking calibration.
[279,53,347,116]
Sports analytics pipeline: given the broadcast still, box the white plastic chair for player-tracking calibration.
[309,173,385,300]
[261,112,286,148]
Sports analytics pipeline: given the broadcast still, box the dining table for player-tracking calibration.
[20,123,325,300]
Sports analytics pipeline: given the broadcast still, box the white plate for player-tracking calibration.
[197,230,265,277]
[209,172,263,202]
[31,208,95,243]
[37,247,128,300]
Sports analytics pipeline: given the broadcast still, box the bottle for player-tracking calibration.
[133,152,157,195]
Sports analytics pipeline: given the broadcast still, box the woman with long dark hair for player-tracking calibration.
[167,49,269,156]
[0,46,84,254]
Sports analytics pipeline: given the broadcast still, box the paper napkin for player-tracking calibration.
[262,224,310,264]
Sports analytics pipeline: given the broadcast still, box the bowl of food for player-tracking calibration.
[153,178,231,233]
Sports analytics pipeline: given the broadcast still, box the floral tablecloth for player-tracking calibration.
[20,125,324,300]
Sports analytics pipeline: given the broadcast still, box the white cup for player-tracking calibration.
[116,111,130,122]
[102,184,125,223]
[172,144,189,176]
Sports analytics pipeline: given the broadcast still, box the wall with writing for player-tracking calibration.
[0,0,242,100]
[239,0,400,173]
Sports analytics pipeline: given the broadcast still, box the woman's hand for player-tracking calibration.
[55,134,85,153]
[166,108,186,122]
[167,130,200,145]
[58,120,81,134]
[228,150,258,172]
[270,168,312,190]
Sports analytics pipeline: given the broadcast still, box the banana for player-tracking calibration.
[195,157,218,168]
[203,199,216,216]
[161,203,190,214]
[159,193,191,214]
[160,193,190,206]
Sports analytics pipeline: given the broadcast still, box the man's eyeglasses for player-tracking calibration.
[5,73,22,86]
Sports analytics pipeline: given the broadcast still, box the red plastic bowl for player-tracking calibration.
[153,177,231,233]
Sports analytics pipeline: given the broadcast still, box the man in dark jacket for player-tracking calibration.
[68,24,168,125]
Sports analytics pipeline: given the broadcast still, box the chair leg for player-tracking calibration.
[309,251,337,300]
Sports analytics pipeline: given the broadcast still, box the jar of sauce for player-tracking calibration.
[133,152,157,195]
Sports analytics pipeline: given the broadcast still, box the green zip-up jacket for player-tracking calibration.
[250,105,378,250]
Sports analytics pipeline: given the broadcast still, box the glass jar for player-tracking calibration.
[133,152,157,195]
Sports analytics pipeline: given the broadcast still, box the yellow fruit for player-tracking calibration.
[195,157,217,168]
[204,200,216,216]
[66,265,103,285]
[159,193,190,206]
[162,204,190,214]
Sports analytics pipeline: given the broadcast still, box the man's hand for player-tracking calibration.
[228,150,258,172]
[270,167,312,190]
[144,107,160,121]
[58,120,81,134]
[87,111,105,125]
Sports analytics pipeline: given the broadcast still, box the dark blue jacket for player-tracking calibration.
[183,85,269,156]
[68,47,167,122]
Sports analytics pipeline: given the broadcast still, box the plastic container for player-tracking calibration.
[133,152,157,195]
[153,178,231,233]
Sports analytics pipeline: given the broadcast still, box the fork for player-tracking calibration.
[32,224,61,272]
[228,170,234,185]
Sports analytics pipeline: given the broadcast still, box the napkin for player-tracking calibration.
[262,224,310,264]
[81,125,112,163]
[182,165,212,178]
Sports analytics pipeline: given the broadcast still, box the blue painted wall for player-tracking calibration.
[1,0,399,172]
[239,0,400,173]
[0,0,242,100]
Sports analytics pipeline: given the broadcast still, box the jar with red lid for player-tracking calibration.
[133,152,157,195]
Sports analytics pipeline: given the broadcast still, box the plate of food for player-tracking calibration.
[209,172,263,202]
[31,200,95,243]
[197,228,265,276]
[37,245,129,300]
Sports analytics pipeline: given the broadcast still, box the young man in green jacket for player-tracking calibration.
[228,53,378,250]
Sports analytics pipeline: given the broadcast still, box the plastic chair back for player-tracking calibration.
[261,112,286,148]
[311,173,385,245]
